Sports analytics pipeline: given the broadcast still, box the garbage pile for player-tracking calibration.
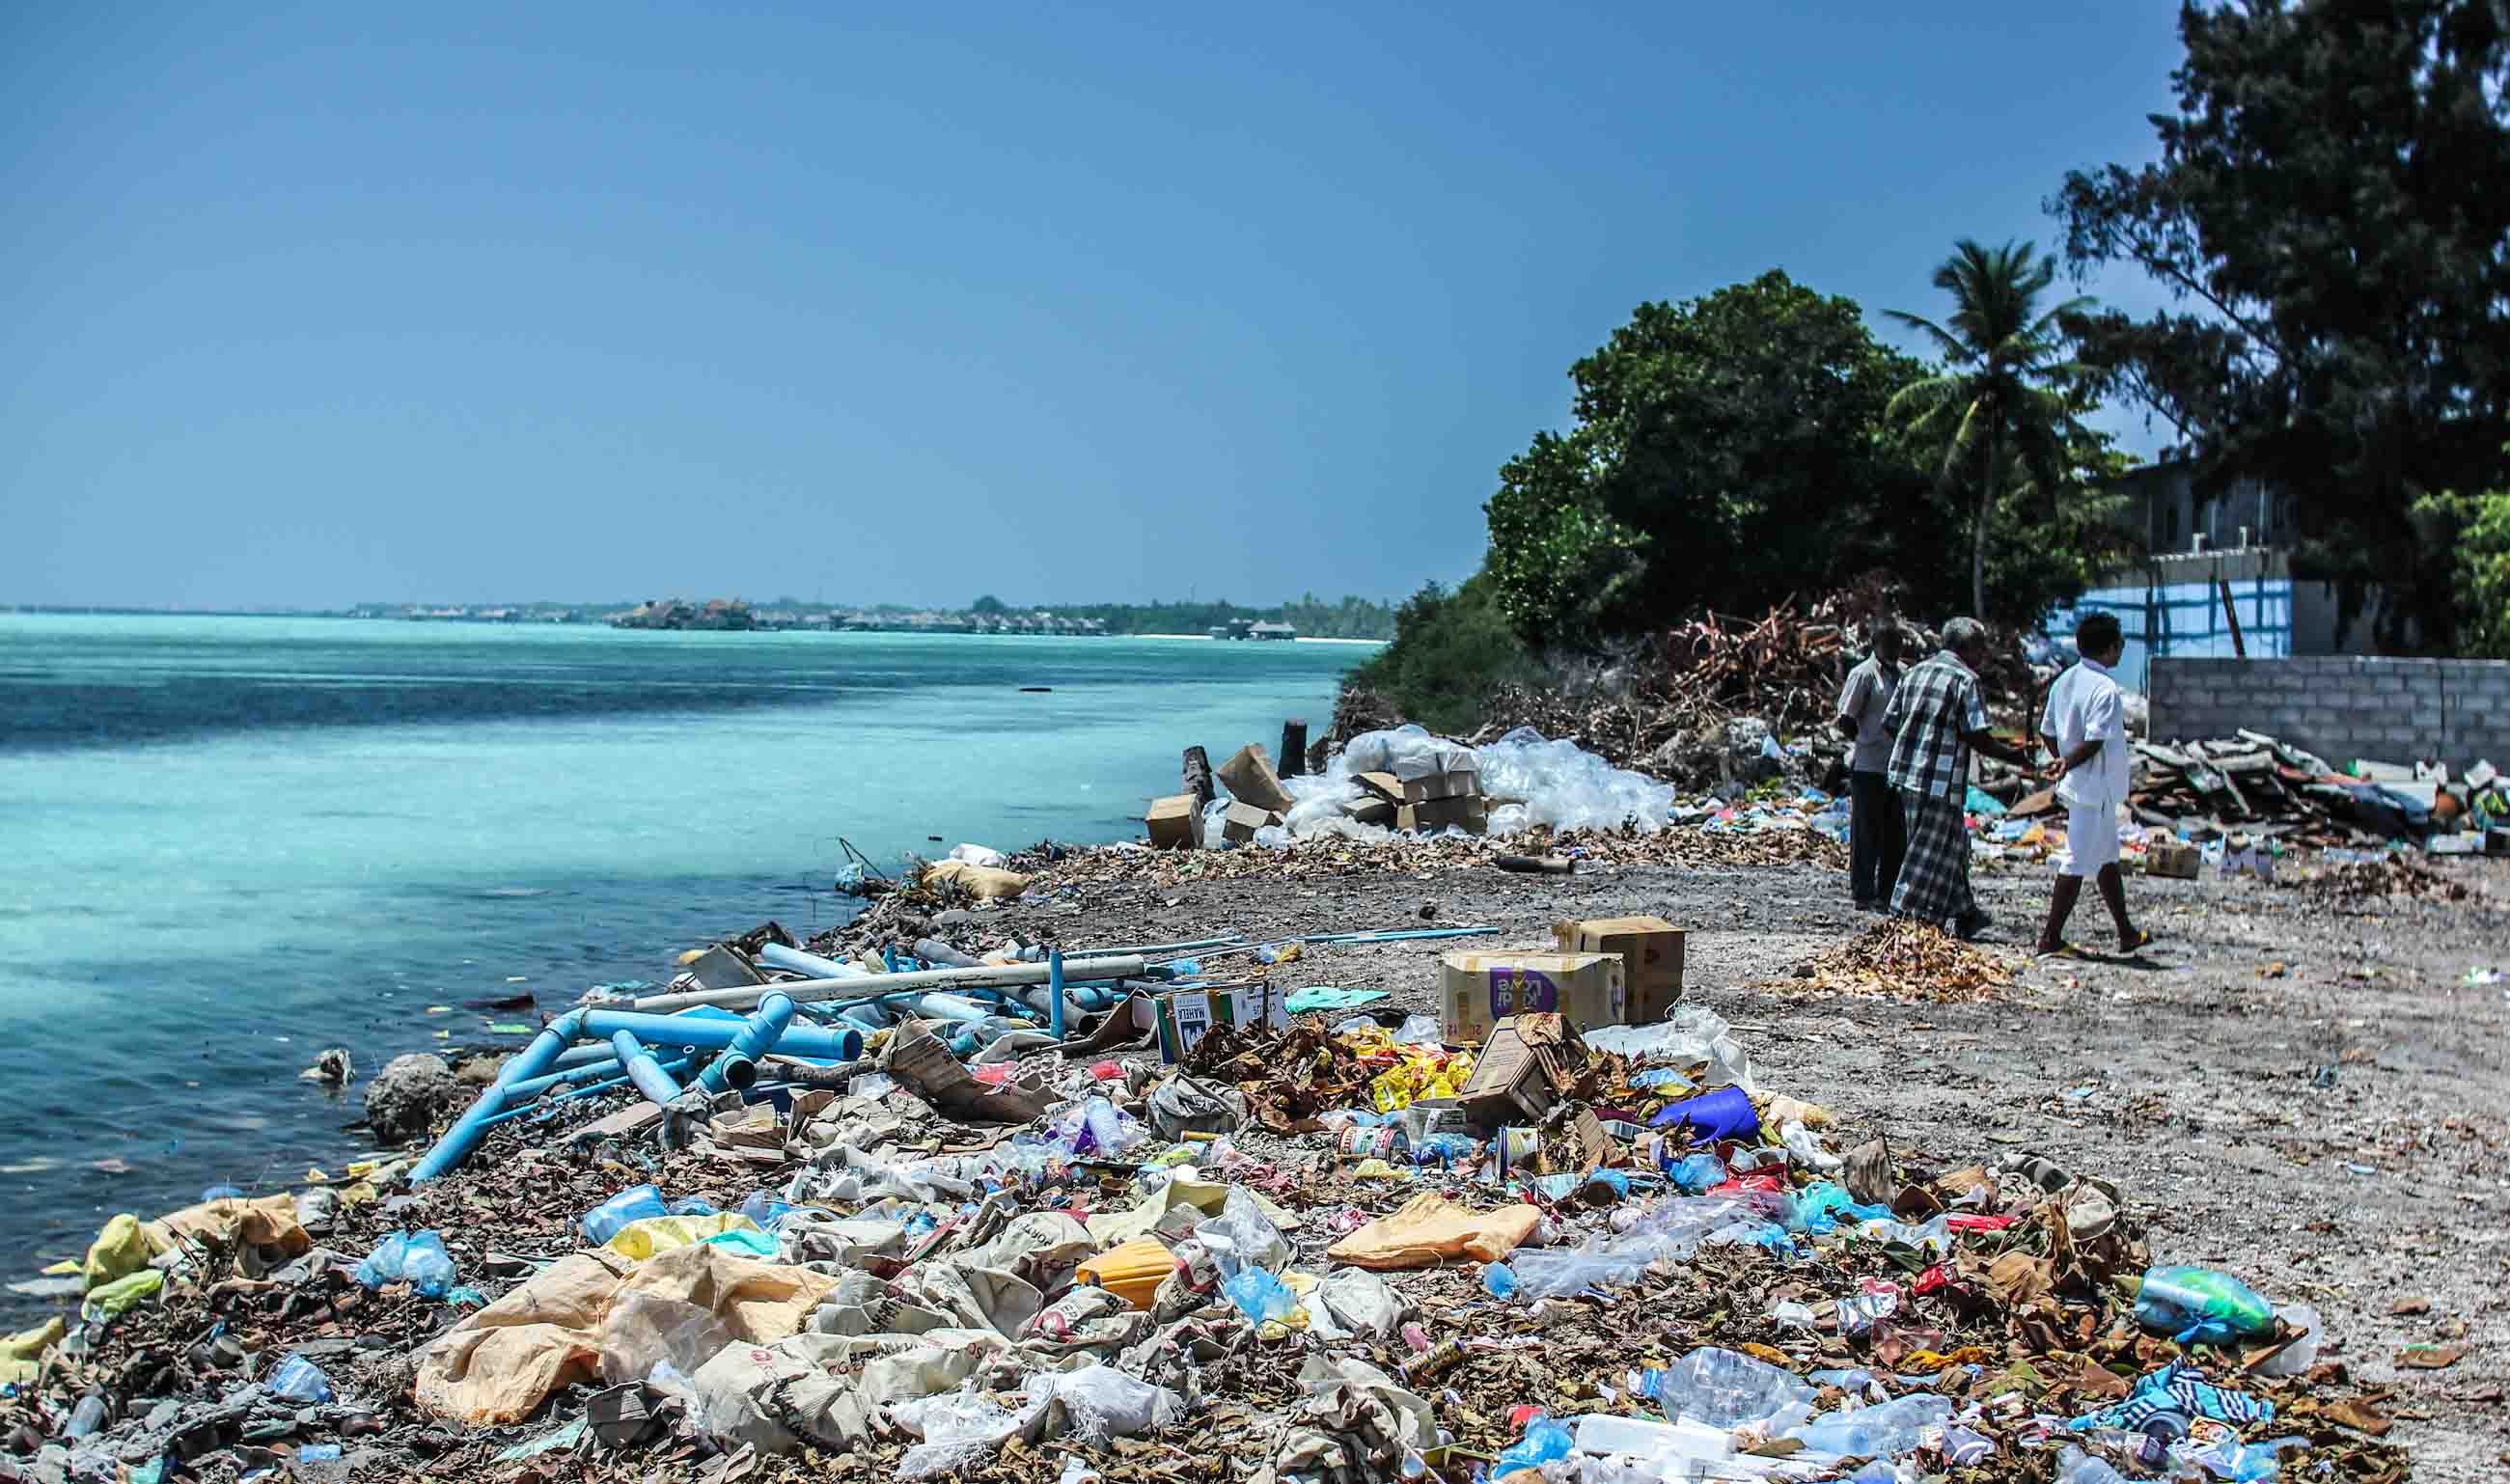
[1776,921,2016,1005]
[1,913,2414,1484]
[2021,731,2510,855]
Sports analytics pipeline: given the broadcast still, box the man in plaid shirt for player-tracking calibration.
[1883,618,2035,938]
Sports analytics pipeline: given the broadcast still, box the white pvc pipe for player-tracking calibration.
[616,954,1149,1014]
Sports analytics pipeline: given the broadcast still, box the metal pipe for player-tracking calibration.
[579,1008,860,1061]
[617,955,1148,1014]
[610,1029,685,1106]
[696,992,796,1094]
[412,1007,588,1183]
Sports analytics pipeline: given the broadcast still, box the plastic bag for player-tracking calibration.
[582,1184,670,1246]
[267,1353,335,1403]
[597,1293,738,1386]
[1193,1186,1289,1275]
[1492,1417,1574,1477]
[356,1230,457,1298]
[1221,1267,1299,1327]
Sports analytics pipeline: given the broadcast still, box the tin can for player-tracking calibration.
[1337,1125,1409,1163]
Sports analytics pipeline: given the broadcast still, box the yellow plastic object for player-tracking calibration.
[81,1268,164,1318]
[82,1214,155,1290]
[1074,1237,1174,1311]
[602,1213,766,1262]
[1350,1158,1403,1179]
[0,1316,65,1385]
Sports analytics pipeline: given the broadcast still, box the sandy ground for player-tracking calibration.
[972,846,2510,1481]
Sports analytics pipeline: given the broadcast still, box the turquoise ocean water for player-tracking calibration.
[0,614,1358,1292]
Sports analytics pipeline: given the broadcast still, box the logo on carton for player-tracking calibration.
[1488,968,1558,1018]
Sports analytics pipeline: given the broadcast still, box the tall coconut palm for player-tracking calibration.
[1888,239,2092,617]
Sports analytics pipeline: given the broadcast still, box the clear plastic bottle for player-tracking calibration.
[1645,1346,1816,1428]
[1786,1394,1952,1458]
[2058,1446,2132,1484]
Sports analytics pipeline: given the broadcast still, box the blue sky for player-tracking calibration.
[3,2,2187,610]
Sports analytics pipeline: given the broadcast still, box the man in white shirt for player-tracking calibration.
[2033,612,2148,955]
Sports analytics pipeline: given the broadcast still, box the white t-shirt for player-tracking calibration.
[2039,657,2132,810]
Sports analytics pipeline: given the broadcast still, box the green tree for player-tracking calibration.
[1483,271,1937,646]
[2051,0,2510,649]
[2413,469,2510,659]
[969,594,1008,616]
[1345,574,1533,733]
[1886,239,2091,618]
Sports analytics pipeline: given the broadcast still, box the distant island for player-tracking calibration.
[330,591,1398,640]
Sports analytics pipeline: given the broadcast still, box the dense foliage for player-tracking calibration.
[2052,0,2510,648]
[2413,474,2510,660]
[1342,575,1533,734]
[998,595,1395,639]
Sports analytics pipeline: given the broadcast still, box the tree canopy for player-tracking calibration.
[2052,0,2510,648]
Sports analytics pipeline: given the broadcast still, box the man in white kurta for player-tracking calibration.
[2034,612,2148,955]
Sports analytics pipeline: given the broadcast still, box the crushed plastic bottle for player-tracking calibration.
[580,1183,669,1246]
[2251,1304,2321,1378]
[1641,1346,1817,1429]
[265,1353,335,1404]
[2134,1266,2277,1346]
[1785,1393,1952,1457]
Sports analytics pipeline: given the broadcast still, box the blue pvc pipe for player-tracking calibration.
[481,1057,693,1129]
[695,992,796,1094]
[611,1029,685,1106]
[580,1007,858,1061]
[759,943,869,980]
[1048,948,1065,1041]
[412,1007,588,1183]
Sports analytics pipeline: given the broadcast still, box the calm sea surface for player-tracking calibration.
[0,614,1359,1298]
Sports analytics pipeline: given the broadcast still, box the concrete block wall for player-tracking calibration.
[2148,657,2510,770]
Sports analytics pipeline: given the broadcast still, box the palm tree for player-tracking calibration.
[1888,239,2091,616]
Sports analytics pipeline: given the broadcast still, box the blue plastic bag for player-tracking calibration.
[1221,1267,1298,1327]
[1493,1418,1573,1477]
[266,1353,334,1403]
[581,1183,669,1245]
[1649,1085,1758,1144]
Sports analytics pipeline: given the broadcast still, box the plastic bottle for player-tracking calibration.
[2057,1446,2132,1484]
[2252,1304,2321,1378]
[1785,1394,1952,1457]
[1644,1347,1817,1429]
[2133,1266,2277,1346]
[266,1353,335,1404]
[1491,1417,1574,1478]
[65,1395,108,1438]
[580,1183,670,1245]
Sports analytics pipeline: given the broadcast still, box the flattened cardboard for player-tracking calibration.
[1339,796,1396,827]
[1354,772,1407,806]
[1438,950,1624,1044]
[1409,795,1488,835]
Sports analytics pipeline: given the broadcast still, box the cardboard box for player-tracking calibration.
[2146,842,2200,879]
[1354,772,1406,806]
[1339,796,1396,827]
[1553,916,1684,1020]
[1407,795,1488,835]
[1220,801,1283,843]
[1145,793,1200,849]
[1439,951,1625,1044]
[1456,1013,1582,1128]
[1153,981,1287,1064]
[1401,768,1482,805]
[1216,744,1294,814]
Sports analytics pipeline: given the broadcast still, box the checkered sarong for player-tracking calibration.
[1891,794,1975,926]
[2073,1361,2277,1431]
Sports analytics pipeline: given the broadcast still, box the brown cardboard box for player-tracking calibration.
[1438,950,1624,1044]
[2145,841,2199,879]
[1553,916,1684,1020]
[1409,795,1488,835]
[1216,744,1294,814]
[1220,801,1284,843]
[1145,793,1200,849]
[1401,768,1482,805]
[1354,771,1406,806]
[1455,1013,1582,1129]
[1339,795,1396,827]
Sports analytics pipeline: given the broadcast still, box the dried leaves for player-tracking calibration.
[1778,920,2016,1003]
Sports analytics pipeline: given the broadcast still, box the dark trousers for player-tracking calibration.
[1849,769,1907,907]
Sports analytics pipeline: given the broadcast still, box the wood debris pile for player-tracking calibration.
[2292,854,2470,902]
[1020,822,1843,891]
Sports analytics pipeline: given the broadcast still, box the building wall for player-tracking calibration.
[2149,656,2510,770]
